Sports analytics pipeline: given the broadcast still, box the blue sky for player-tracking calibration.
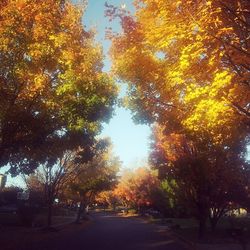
[84,0,151,170]
[83,0,135,71]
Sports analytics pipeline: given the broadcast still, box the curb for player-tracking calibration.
[169,230,250,250]
[122,214,196,249]
[32,215,93,232]
[169,230,197,250]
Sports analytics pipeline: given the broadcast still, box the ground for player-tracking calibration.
[1,211,188,250]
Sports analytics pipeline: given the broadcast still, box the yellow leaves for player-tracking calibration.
[208,54,216,66]
[175,1,182,8]
[168,71,183,85]
[184,84,208,103]
[179,54,190,70]
[33,74,47,91]
[209,71,232,97]
[206,1,212,6]
[181,69,238,143]
[110,0,248,144]
[49,33,68,48]
[220,27,233,32]
[184,70,232,103]
[183,98,235,143]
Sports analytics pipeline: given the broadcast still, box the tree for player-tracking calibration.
[107,0,249,143]
[95,190,121,211]
[24,135,102,228]
[0,186,22,206]
[0,0,117,175]
[150,124,249,236]
[114,167,161,213]
[62,139,120,223]
[107,1,250,238]
[25,150,78,227]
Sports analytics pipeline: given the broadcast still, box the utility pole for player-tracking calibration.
[0,174,7,190]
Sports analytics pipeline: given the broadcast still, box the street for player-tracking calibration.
[21,212,188,250]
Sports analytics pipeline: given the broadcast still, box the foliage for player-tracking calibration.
[108,1,250,238]
[108,0,249,144]
[114,167,161,212]
[61,138,120,221]
[95,190,120,210]
[0,0,117,175]
[0,186,22,206]
[25,141,102,226]
[150,123,249,235]
[65,140,119,200]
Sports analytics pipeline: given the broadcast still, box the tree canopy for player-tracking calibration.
[107,0,250,238]
[0,0,117,175]
[108,0,249,143]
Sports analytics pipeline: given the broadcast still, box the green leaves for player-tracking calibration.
[0,0,118,175]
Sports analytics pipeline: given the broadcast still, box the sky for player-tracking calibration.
[1,0,151,186]
[84,0,151,169]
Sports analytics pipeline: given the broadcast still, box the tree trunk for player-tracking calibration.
[209,207,226,232]
[197,207,208,239]
[199,217,207,239]
[47,200,52,228]
[210,217,219,232]
[75,201,83,223]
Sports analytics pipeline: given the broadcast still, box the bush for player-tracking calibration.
[17,205,39,227]
[0,187,22,206]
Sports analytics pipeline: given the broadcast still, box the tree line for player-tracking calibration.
[0,0,119,228]
[106,0,250,238]
[0,0,249,238]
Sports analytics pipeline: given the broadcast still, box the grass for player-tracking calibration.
[32,214,76,227]
[0,207,77,227]
[0,212,20,226]
[169,216,250,244]
[141,214,250,245]
[0,216,90,250]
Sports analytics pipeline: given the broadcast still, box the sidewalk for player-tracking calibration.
[195,243,250,250]
[0,215,91,250]
[171,230,250,250]
[33,215,76,231]
[135,215,250,250]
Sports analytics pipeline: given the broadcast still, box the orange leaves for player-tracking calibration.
[0,0,118,174]
[114,168,159,207]
[152,124,195,163]
[109,0,249,144]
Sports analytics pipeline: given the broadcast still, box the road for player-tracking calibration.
[22,212,188,250]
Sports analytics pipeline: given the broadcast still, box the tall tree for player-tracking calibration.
[108,1,250,237]
[114,167,161,213]
[0,0,117,175]
[25,150,78,227]
[108,0,249,143]
[62,139,120,223]
[150,124,249,237]
[25,137,104,227]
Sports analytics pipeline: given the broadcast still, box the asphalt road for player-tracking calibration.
[23,212,188,250]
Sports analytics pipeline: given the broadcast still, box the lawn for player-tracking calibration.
[164,216,250,245]
[0,207,77,227]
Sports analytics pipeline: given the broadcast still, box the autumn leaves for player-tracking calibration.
[110,0,249,142]
[108,0,250,237]
[0,0,117,174]
[0,0,249,235]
